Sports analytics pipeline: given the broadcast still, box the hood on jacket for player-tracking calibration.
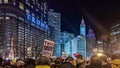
[112,59,120,65]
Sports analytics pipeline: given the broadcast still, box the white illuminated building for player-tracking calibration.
[64,18,86,59]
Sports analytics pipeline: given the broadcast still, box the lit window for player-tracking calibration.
[38,3,40,8]
[0,17,4,20]
[19,2,24,10]
[36,9,38,11]
[26,9,30,13]
[0,0,2,4]
[13,2,16,5]
[31,5,33,8]
[4,0,8,3]
[32,0,35,5]
[5,17,10,20]
[41,6,43,10]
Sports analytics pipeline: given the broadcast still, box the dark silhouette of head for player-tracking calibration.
[111,54,118,60]
[90,55,102,68]
[36,56,50,66]
[0,57,3,65]
[76,54,83,60]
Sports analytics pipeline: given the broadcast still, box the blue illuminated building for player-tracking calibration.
[64,35,86,59]
[80,17,86,37]
[0,0,54,58]
[61,31,75,54]
[64,18,86,59]
[48,9,61,57]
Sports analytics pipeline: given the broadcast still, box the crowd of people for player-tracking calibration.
[0,54,120,68]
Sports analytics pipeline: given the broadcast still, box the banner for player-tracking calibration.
[42,39,54,57]
[8,37,14,59]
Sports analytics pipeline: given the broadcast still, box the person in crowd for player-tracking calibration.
[111,54,120,68]
[35,56,51,68]
[3,60,10,68]
[0,57,3,68]
[51,57,63,68]
[86,59,91,66]
[51,59,61,68]
[76,54,85,68]
[60,57,75,68]
[16,60,25,68]
[60,62,75,68]
[25,58,35,68]
[100,55,111,68]
[50,57,59,68]
[86,55,102,68]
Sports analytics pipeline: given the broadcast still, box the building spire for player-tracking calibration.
[81,16,85,25]
[80,17,86,37]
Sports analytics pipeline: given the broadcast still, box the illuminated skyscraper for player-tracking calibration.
[80,17,86,37]
[64,18,86,59]
[0,0,54,58]
[110,23,120,55]
[64,35,86,59]
[48,9,61,57]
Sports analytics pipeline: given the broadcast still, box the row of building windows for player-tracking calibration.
[0,15,53,57]
[0,0,8,3]
[0,0,47,24]
[111,31,120,35]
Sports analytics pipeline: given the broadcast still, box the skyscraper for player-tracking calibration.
[48,9,61,57]
[61,31,75,56]
[80,17,86,37]
[0,0,54,58]
[64,18,86,59]
[110,23,120,55]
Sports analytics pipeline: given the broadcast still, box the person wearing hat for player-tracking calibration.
[76,54,85,68]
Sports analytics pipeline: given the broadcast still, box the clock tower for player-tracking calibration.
[80,17,86,37]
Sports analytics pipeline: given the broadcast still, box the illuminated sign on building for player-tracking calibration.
[26,13,49,30]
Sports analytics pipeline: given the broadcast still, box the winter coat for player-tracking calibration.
[112,59,120,68]
[86,64,103,68]
[102,63,111,68]
[35,65,50,68]
[0,66,3,68]
[76,61,85,68]
[26,64,35,68]
[61,62,76,68]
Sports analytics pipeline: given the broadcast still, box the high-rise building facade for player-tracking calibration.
[64,18,86,59]
[61,31,75,51]
[48,9,61,57]
[0,0,54,58]
[64,35,86,59]
[110,23,120,55]
[80,18,86,37]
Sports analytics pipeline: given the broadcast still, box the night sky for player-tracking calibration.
[48,0,120,37]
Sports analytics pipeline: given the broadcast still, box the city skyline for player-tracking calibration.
[49,0,120,38]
